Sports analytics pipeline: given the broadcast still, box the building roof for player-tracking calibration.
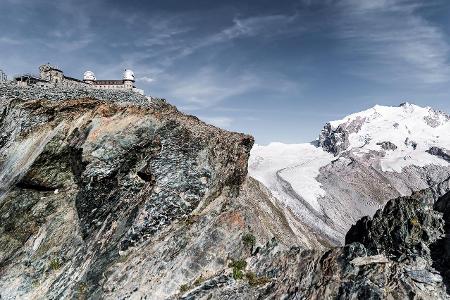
[93,80,125,85]
[63,76,84,83]
[14,74,48,82]
[49,67,63,72]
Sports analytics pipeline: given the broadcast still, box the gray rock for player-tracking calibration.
[1,85,450,299]
[428,146,450,162]
[377,141,398,151]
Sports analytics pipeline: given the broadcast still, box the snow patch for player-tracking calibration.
[249,142,334,212]
[328,103,450,172]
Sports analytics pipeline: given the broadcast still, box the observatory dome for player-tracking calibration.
[83,71,96,81]
[123,69,135,81]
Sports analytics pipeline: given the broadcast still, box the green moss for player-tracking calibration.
[410,218,420,226]
[193,275,205,286]
[233,268,244,280]
[180,284,190,293]
[77,282,88,300]
[245,271,270,286]
[229,259,247,270]
[49,257,61,270]
[229,259,247,280]
[242,233,256,249]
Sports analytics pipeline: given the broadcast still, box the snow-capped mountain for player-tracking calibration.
[249,103,450,245]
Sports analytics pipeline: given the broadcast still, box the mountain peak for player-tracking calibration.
[399,101,413,107]
[319,103,450,172]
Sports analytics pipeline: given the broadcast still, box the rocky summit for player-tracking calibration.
[1,83,450,299]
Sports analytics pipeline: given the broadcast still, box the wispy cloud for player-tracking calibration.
[198,116,234,128]
[137,76,155,83]
[167,67,261,110]
[118,12,303,107]
[336,0,450,84]
[0,36,24,45]
[122,12,301,72]
[208,13,300,43]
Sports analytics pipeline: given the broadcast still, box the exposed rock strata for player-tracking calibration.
[179,194,450,299]
[0,91,259,298]
[1,86,450,299]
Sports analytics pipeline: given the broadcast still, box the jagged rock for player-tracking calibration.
[376,141,398,151]
[318,123,350,155]
[0,89,257,299]
[432,191,450,293]
[428,146,450,162]
[350,254,389,266]
[345,196,444,260]
[181,194,449,299]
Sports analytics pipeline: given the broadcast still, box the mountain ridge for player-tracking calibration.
[250,102,450,245]
[1,84,450,299]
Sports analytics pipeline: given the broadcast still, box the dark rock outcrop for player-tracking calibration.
[428,146,450,162]
[432,191,450,293]
[318,123,350,156]
[0,87,255,298]
[318,116,366,155]
[345,194,444,260]
[181,194,449,299]
[377,141,398,151]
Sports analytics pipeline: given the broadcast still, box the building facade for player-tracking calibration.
[15,64,142,94]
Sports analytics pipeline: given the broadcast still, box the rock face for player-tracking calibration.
[318,123,350,156]
[1,84,450,299]
[432,190,450,294]
[346,191,444,260]
[0,84,261,298]
[180,193,449,299]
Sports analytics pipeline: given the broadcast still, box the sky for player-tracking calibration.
[1,0,450,144]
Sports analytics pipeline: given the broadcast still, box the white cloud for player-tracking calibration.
[336,0,450,84]
[168,67,260,109]
[137,76,155,83]
[122,12,301,72]
[198,116,234,128]
[0,36,23,45]
[213,14,300,42]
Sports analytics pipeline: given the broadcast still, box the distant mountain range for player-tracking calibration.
[250,103,450,245]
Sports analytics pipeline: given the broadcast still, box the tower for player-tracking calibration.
[83,70,96,84]
[39,64,63,84]
[123,69,135,89]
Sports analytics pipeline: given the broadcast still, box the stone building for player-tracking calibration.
[15,64,143,94]
[0,69,7,82]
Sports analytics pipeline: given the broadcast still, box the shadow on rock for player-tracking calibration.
[431,190,450,294]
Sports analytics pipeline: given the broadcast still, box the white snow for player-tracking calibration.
[249,142,334,212]
[329,103,450,172]
[249,103,450,217]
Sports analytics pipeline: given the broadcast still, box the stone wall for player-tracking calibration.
[0,82,155,106]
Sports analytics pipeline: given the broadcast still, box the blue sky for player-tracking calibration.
[1,0,450,144]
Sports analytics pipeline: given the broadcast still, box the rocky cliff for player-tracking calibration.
[0,84,325,299]
[1,84,449,299]
[179,190,450,299]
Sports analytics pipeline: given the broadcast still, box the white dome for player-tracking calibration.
[123,69,135,81]
[83,70,96,81]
